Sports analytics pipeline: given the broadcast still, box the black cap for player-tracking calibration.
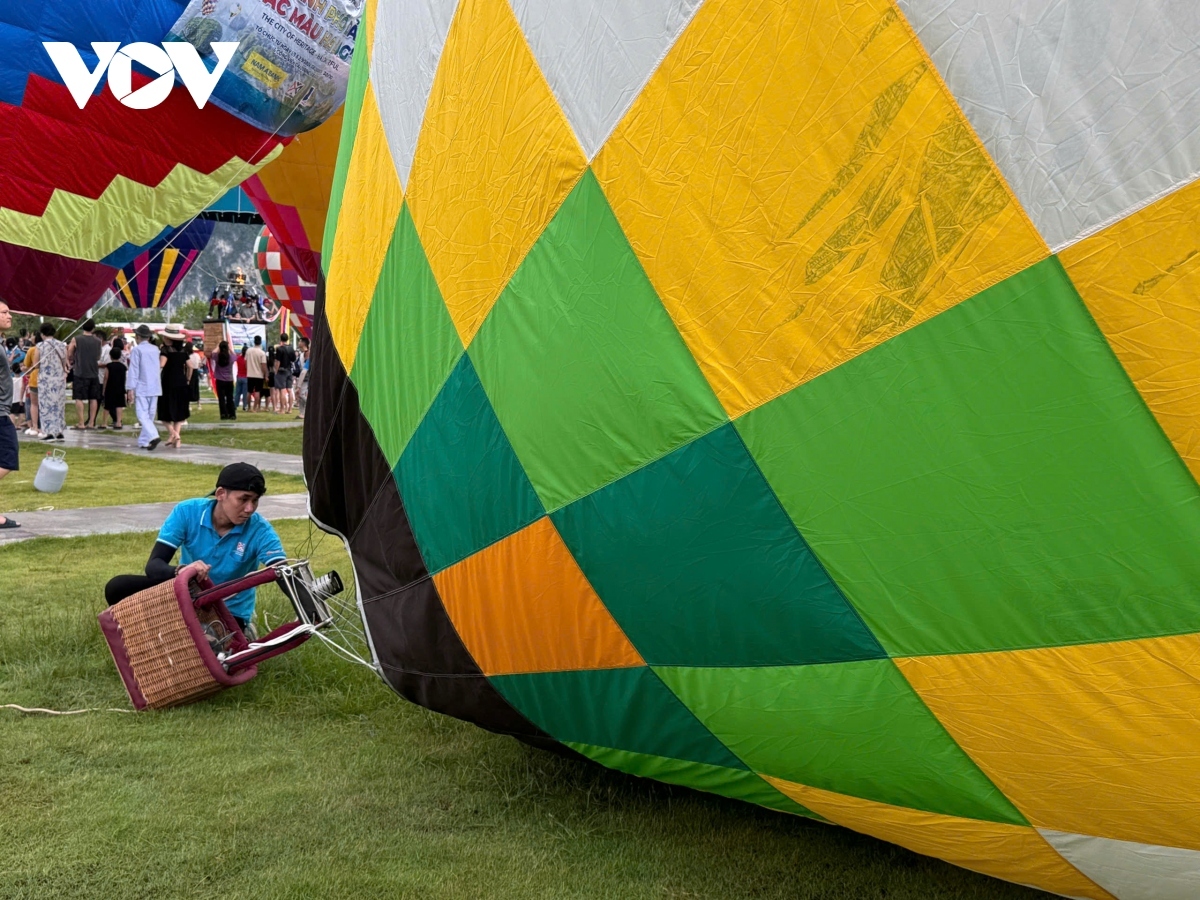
[213,463,267,496]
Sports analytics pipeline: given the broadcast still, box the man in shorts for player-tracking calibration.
[68,318,104,429]
[0,302,20,528]
[245,335,267,413]
[274,333,296,416]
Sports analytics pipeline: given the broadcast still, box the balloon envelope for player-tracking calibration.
[112,219,216,309]
[310,2,1200,898]
[0,1,286,316]
[242,107,344,284]
[256,226,315,338]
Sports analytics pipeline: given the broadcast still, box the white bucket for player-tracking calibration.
[34,449,68,494]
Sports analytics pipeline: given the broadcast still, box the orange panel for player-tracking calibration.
[766,778,1114,900]
[897,633,1200,851]
[432,517,644,675]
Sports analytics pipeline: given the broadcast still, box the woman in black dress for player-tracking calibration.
[157,327,196,448]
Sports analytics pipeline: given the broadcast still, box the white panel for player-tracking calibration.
[896,0,1200,250]
[508,0,704,159]
[370,0,460,190]
[1040,829,1200,900]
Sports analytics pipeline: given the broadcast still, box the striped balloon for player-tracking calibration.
[111,219,215,309]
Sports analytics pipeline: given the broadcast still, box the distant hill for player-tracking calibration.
[174,221,264,303]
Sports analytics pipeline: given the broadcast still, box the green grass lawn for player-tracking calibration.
[0,524,1049,900]
[0,445,307,513]
[175,425,303,455]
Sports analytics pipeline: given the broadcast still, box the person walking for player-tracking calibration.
[37,323,68,443]
[23,335,40,436]
[274,333,297,416]
[234,345,249,411]
[211,340,236,420]
[67,318,103,429]
[157,325,195,448]
[245,335,267,413]
[189,342,205,409]
[102,347,127,429]
[0,302,20,528]
[126,324,162,451]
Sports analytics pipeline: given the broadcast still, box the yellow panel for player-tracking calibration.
[765,778,1114,900]
[896,633,1200,852]
[1059,178,1200,481]
[405,0,588,346]
[593,0,1047,418]
[324,81,405,371]
[0,150,280,262]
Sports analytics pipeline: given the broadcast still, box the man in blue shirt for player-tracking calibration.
[104,463,286,631]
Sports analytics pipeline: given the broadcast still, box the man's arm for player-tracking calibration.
[67,339,75,366]
[144,541,179,580]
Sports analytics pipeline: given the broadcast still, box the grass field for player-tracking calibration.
[173,425,303,456]
[0,523,1049,900]
[0,445,307,513]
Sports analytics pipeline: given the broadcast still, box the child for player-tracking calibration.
[102,347,127,430]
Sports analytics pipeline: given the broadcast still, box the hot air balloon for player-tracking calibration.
[0,0,358,318]
[307,2,1200,898]
[242,108,344,284]
[256,226,315,338]
[111,219,216,309]
[165,0,361,136]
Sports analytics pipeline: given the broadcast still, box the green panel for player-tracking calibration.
[738,256,1200,656]
[564,742,822,819]
[469,169,727,511]
[490,667,743,770]
[395,354,543,573]
[351,203,463,467]
[656,661,1025,826]
[321,35,372,271]
[551,424,884,667]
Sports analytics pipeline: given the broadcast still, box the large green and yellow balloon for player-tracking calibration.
[306,2,1200,897]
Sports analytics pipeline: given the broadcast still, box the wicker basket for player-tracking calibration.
[98,564,259,710]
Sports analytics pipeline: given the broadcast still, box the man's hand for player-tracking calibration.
[191,560,212,581]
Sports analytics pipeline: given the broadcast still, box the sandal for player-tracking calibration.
[0,517,20,529]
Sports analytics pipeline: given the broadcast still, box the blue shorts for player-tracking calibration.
[0,416,18,472]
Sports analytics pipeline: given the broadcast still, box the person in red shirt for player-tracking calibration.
[233,345,249,412]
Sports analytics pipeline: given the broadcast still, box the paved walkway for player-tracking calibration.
[184,420,303,431]
[18,430,303,476]
[0,494,309,545]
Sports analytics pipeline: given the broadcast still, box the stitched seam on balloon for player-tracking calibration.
[1051,168,1200,254]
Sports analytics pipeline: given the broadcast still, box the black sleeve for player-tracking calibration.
[145,541,179,580]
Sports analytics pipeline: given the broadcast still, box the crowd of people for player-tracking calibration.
[206,287,278,323]
[4,319,311,449]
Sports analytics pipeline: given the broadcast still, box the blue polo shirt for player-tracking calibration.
[157,497,286,621]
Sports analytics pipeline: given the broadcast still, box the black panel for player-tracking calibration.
[305,274,559,751]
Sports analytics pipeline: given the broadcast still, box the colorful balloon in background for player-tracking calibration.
[111,219,216,309]
[256,226,315,338]
[307,2,1200,899]
[242,108,344,284]
[0,0,286,318]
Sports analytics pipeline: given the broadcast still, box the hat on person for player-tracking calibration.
[134,324,153,338]
[161,324,187,341]
[212,463,267,497]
